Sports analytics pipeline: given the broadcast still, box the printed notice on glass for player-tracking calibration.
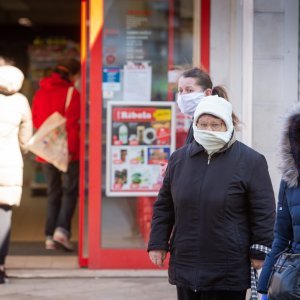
[123,61,152,102]
[106,101,176,197]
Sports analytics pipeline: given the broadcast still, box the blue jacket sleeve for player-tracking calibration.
[257,180,293,293]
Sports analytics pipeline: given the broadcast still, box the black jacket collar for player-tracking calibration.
[189,140,205,157]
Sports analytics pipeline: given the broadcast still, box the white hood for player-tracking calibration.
[0,66,24,93]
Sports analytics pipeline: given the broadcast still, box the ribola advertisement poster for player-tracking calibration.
[106,101,176,196]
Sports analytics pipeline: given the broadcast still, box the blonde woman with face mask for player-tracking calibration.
[148,96,275,300]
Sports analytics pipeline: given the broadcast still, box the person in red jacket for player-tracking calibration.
[32,58,80,251]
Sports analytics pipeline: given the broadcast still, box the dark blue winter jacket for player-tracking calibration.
[258,105,300,293]
[257,180,294,293]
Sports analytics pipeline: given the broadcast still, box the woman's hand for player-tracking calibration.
[149,250,167,267]
[251,259,264,269]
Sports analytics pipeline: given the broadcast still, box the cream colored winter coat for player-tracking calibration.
[0,66,32,206]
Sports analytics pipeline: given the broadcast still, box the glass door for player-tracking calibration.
[80,0,210,269]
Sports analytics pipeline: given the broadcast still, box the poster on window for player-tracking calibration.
[103,0,169,101]
[106,101,176,196]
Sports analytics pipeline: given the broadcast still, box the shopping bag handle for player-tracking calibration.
[65,87,74,111]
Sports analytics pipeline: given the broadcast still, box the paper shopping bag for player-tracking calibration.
[27,112,69,172]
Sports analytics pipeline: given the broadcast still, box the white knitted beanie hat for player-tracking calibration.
[193,95,233,132]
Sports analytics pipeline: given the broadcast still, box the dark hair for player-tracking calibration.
[181,67,213,90]
[180,67,240,128]
[0,56,15,66]
[53,58,80,82]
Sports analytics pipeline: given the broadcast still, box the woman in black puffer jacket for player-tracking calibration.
[148,96,276,300]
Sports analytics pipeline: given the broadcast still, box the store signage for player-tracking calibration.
[123,61,152,101]
[103,67,121,92]
[106,101,176,196]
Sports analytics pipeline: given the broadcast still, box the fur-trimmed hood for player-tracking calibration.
[279,103,300,187]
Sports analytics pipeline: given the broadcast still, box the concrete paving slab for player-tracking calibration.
[0,277,176,300]
[7,269,169,278]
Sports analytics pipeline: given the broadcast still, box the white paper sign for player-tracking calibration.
[123,61,152,101]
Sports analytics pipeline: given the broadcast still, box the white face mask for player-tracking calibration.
[176,92,205,116]
[193,125,233,154]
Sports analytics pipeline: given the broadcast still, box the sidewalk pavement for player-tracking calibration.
[0,269,176,300]
[2,256,253,299]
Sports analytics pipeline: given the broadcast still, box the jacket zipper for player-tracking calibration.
[194,152,212,292]
[207,153,215,165]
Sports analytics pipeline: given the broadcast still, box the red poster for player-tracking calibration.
[106,102,176,196]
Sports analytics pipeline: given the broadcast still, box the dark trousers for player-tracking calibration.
[176,287,247,300]
[42,161,79,238]
[0,205,12,265]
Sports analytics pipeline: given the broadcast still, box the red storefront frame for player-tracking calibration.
[79,0,210,269]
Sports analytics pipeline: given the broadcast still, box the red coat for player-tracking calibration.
[32,72,80,162]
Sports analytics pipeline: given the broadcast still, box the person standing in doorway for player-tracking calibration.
[0,58,32,283]
[31,58,80,251]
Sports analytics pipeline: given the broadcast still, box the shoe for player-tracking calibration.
[45,238,56,250]
[0,269,8,284]
[53,229,73,252]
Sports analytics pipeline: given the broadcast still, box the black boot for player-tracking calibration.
[0,269,8,284]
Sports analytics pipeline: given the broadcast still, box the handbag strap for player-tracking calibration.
[65,86,74,111]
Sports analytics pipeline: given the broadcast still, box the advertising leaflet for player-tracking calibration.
[106,101,176,196]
